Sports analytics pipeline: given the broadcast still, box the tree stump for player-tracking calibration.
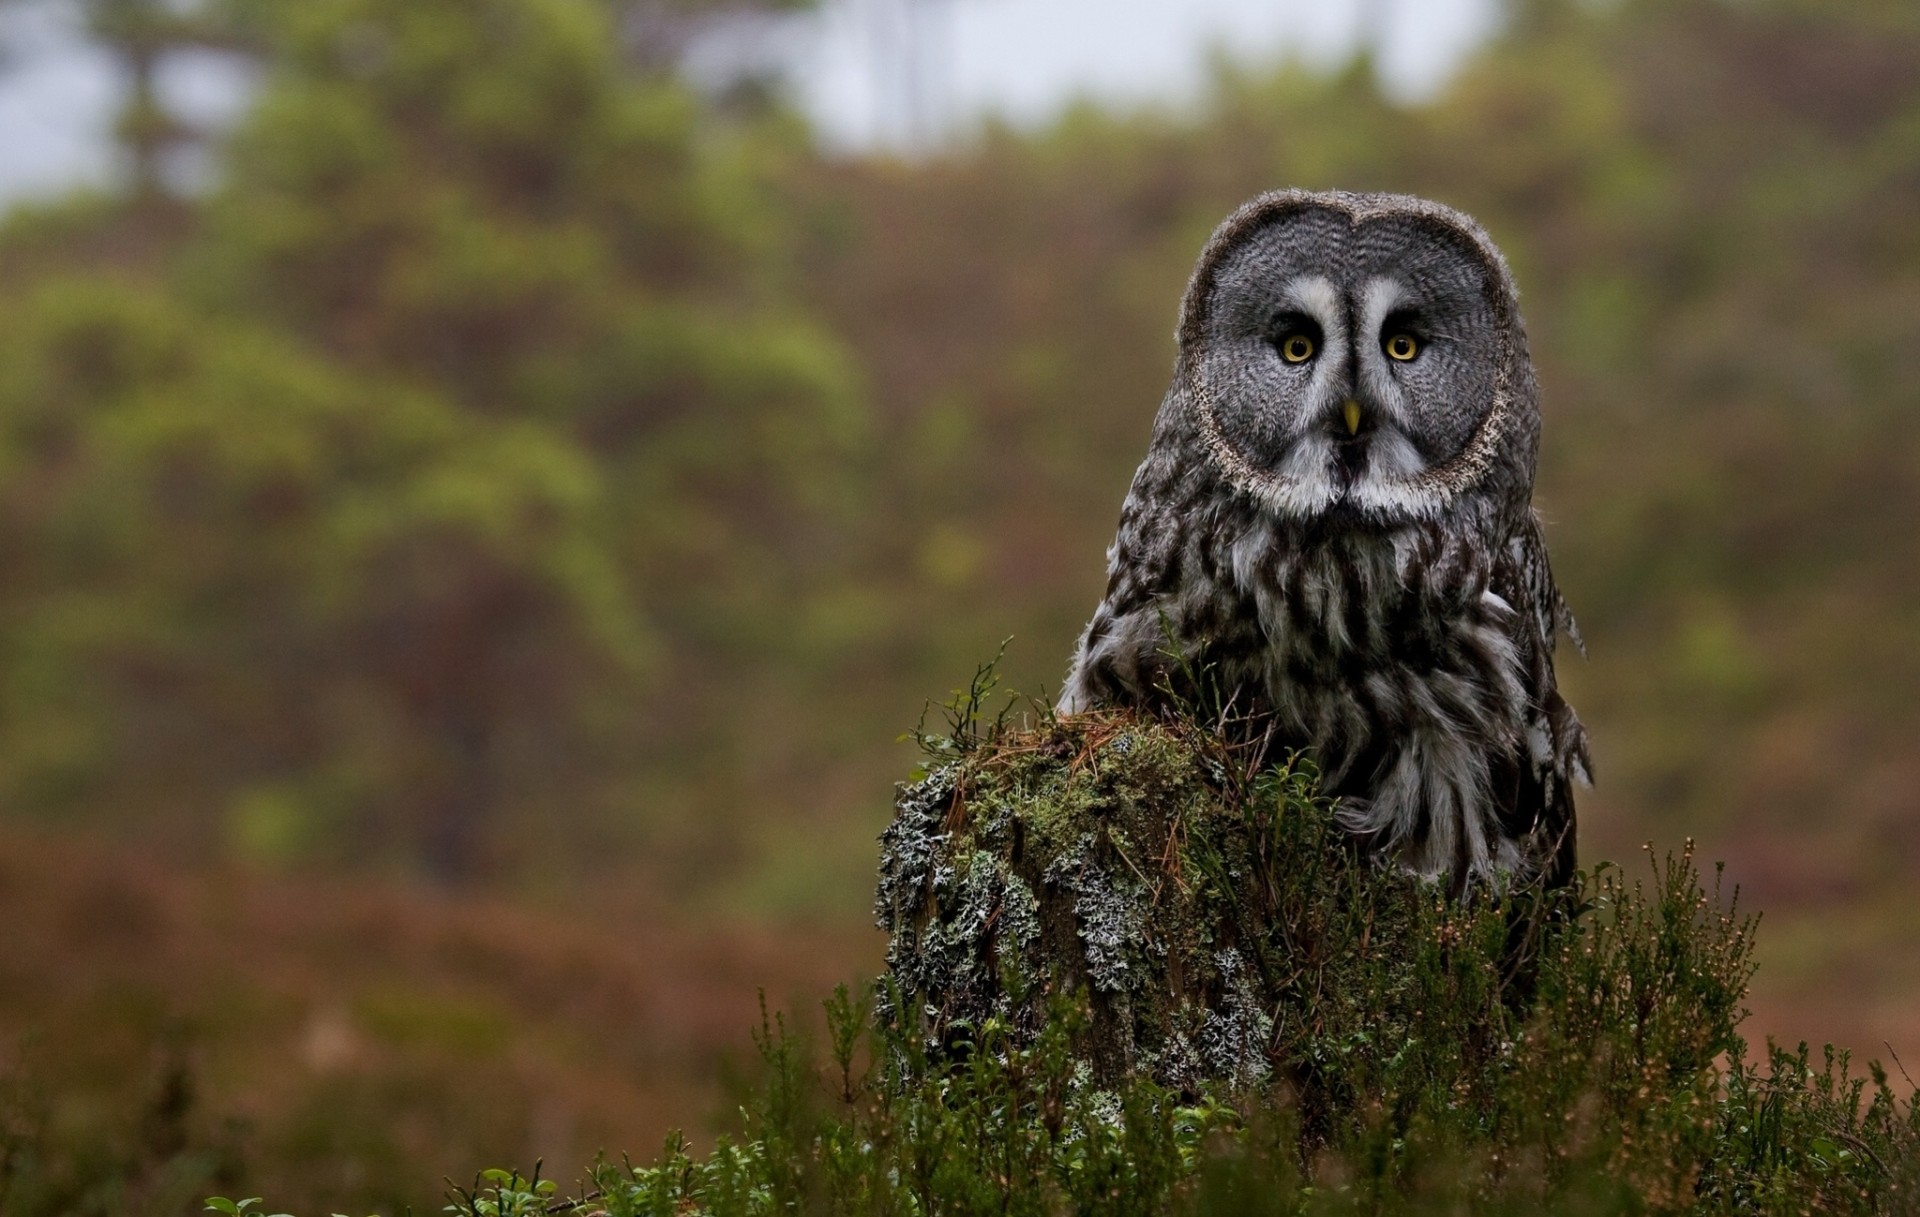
[874,709,1532,1095]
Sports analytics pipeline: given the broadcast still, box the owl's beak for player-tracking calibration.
[1341,399,1363,436]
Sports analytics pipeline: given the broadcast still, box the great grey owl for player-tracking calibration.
[1060,189,1589,892]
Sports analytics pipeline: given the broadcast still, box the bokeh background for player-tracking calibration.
[0,0,1916,1211]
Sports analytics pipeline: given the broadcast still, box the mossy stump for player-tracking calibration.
[875,709,1561,1099]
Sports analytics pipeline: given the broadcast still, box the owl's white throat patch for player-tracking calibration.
[1344,429,1433,514]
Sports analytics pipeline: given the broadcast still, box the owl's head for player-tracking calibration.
[1175,190,1537,524]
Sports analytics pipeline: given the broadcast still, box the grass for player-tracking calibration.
[208,694,1920,1216]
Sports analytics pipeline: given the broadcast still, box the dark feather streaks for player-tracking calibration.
[1060,190,1588,891]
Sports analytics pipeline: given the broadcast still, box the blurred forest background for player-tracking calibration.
[0,0,1917,1212]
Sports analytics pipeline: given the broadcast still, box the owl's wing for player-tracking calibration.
[1492,511,1591,886]
[1059,423,1226,712]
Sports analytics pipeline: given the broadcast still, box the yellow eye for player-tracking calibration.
[1385,333,1420,361]
[1280,334,1315,363]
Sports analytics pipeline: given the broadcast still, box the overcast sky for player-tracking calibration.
[778,0,1501,148]
[0,0,1500,205]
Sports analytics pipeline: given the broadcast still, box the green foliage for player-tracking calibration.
[467,863,1916,1214]
[209,715,1920,1214]
[0,0,864,879]
[444,1166,561,1217]
[4,0,1920,929]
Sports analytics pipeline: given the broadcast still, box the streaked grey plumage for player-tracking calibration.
[1061,189,1589,891]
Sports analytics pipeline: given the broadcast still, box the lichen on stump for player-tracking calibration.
[874,707,1571,1101]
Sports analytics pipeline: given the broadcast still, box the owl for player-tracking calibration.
[1060,189,1589,893]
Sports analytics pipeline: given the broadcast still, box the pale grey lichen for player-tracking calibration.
[1152,1023,1206,1095]
[1042,834,1148,994]
[874,715,1359,1095]
[1196,948,1274,1088]
[995,866,1042,952]
[874,765,958,930]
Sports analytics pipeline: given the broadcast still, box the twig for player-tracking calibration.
[1885,1040,1918,1093]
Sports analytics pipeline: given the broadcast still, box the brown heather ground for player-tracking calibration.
[0,827,879,1213]
[4,814,1915,1215]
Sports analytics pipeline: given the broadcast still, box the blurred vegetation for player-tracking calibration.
[219,711,1920,1215]
[1,0,1919,1210]
[2,0,1915,908]
[1,0,864,883]
[0,824,875,1216]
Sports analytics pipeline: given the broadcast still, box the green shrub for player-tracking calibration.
[212,704,1920,1215]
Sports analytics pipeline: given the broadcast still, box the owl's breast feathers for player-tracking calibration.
[1061,483,1588,890]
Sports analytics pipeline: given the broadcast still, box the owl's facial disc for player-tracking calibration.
[1217,273,1436,517]
[1184,201,1511,524]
